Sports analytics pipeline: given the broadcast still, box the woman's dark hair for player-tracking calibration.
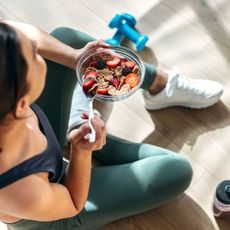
[0,22,28,123]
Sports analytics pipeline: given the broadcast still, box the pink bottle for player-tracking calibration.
[212,180,230,218]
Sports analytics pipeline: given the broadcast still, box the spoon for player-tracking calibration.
[82,76,98,143]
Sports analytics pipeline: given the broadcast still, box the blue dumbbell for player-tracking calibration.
[106,13,148,51]
[106,14,136,46]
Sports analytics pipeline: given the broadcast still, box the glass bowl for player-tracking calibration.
[76,46,145,102]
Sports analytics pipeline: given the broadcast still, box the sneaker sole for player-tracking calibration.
[144,98,220,110]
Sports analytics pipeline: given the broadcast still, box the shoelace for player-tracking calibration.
[165,66,201,97]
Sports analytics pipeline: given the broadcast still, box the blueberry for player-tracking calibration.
[122,67,133,76]
[97,59,107,69]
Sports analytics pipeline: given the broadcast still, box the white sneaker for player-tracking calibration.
[142,66,223,110]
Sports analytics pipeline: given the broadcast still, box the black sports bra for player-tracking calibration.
[0,104,63,189]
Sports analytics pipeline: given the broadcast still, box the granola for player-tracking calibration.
[82,53,140,96]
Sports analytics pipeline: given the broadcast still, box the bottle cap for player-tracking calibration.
[216,180,230,204]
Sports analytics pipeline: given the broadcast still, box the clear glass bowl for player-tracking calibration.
[76,46,145,102]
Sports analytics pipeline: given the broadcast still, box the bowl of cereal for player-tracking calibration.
[76,46,145,102]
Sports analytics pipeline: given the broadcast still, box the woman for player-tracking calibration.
[0,20,218,230]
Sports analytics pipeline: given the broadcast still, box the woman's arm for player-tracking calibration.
[64,114,106,209]
[0,117,106,221]
[3,20,110,70]
[3,20,78,69]
[0,172,80,221]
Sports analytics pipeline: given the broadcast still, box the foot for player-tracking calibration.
[143,66,223,110]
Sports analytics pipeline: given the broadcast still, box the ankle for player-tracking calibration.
[149,70,168,95]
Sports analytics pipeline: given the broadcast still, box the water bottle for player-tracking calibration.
[212,180,230,218]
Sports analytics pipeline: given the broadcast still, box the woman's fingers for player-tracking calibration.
[93,39,111,48]
[84,40,123,60]
[78,112,106,150]
[91,116,106,150]
[95,48,123,59]
[97,39,111,48]
[87,40,110,50]
[68,123,90,144]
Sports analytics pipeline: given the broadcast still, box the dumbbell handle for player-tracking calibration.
[118,21,140,43]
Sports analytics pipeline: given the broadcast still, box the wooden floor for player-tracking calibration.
[1,0,230,229]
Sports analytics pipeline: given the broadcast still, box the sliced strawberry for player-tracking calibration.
[97,87,108,95]
[124,61,136,69]
[110,78,120,89]
[125,73,140,88]
[106,56,121,68]
[84,71,97,79]
[121,58,128,62]
[82,79,96,92]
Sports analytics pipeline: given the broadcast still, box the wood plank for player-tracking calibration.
[1,1,230,230]
[157,194,219,230]
[0,0,110,37]
[161,0,230,49]
[101,208,177,230]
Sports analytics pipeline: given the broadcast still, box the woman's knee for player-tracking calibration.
[50,27,95,49]
[172,155,193,189]
[141,154,193,197]
[156,154,193,194]
[50,27,78,37]
[127,154,192,209]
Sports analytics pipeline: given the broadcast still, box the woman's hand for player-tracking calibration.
[80,39,110,54]
[73,40,110,69]
[68,112,106,154]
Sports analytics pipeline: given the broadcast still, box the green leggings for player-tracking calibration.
[7,28,192,230]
